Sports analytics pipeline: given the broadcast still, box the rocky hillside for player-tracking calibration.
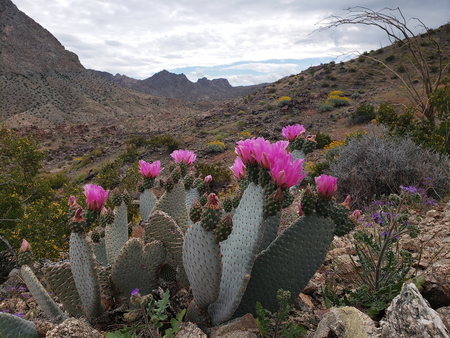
[92,69,267,101]
[0,0,203,132]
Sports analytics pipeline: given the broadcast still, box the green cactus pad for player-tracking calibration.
[185,189,200,219]
[111,238,166,299]
[152,182,189,233]
[43,261,83,318]
[208,182,265,325]
[235,213,334,316]
[91,238,108,266]
[258,212,281,253]
[0,312,39,338]
[69,232,103,319]
[105,202,129,265]
[21,265,68,323]
[290,148,306,161]
[144,211,189,287]
[183,221,222,310]
[140,189,157,222]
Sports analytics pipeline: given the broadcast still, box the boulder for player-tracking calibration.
[314,306,380,338]
[210,313,259,338]
[380,283,450,338]
[176,322,207,338]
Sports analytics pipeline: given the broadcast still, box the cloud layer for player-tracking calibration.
[13,0,450,85]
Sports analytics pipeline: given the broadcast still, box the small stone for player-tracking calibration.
[210,314,259,338]
[426,210,440,218]
[176,322,207,338]
[294,293,315,313]
[45,318,103,338]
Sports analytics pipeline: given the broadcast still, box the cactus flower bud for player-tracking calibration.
[350,209,363,221]
[205,193,220,210]
[306,134,317,142]
[282,124,306,141]
[204,175,212,183]
[71,208,86,223]
[315,174,338,200]
[19,239,32,252]
[83,184,109,213]
[340,195,351,209]
[139,160,163,178]
[170,150,196,165]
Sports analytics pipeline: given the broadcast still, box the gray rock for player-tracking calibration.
[175,322,207,338]
[210,314,259,338]
[45,318,103,338]
[314,306,380,338]
[380,283,450,338]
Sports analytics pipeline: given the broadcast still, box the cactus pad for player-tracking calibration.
[111,238,166,299]
[140,189,157,222]
[0,312,39,338]
[43,261,83,318]
[235,213,334,316]
[105,202,129,265]
[208,182,265,325]
[21,265,68,323]
[183,221,222,310]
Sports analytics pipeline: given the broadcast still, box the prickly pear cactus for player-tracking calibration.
[140,189,157,222]
[208,182,265,325]
[258,212,281,252]
[91,238,108,266]
[21,265,68,323]
[43,261,83,318]
[235,213,334,316]
[105,201,129,265]
[144,211,189,288]
[183,221,222,312]
[69,232,103,319]
[111,238,166,299]
[152,182,189,233]
[0,312,38,338]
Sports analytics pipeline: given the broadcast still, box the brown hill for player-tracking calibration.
[0,0,202,132]
[92,69,267,101]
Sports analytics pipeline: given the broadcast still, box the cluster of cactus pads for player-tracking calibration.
[0,125,355,336]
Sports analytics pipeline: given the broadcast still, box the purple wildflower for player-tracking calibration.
[14,313,24,318]
[131,288,140,296]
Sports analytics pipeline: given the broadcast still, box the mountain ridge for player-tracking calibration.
[91,69,267,101]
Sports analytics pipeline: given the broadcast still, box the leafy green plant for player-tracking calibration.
[314,131,332,149]
[206,140,226,153]
[350,103,376,123]
[256,289,307,338]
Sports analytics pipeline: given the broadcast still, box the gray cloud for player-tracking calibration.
[13,0,450,85]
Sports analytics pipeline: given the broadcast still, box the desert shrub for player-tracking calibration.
[267,88,277,94]
[237,110,246,116]
[239,131,253,139]
[194,161,232,191]
[95,158,123,189]
[328,127,450,207]
[385,55,395,62]
[206,140,226,153]
[318,103,334,112]
[277,96,292,107]
[315,131,332,149]
[350,103,376,123]
[146,134,183,152]
[376,103,398,125]
[125,135,147,148]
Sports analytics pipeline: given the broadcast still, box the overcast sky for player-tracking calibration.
[13,0,450,86]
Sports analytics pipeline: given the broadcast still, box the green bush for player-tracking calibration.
[206,140,226,153]
[315,131,332,149]
[146,134,183,152]
[194,161,232,189]
[319,103,334,112]
[350,103,376,123]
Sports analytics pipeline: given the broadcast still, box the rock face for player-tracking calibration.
[380,283,450,338]
[45,318,103,338]
[314,306,380,338]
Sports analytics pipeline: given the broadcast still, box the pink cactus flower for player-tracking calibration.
[235,138,259,166]
[351,209,363,221]
[204,175,212,183]
[83,184,109,213]
[282,124,306,141]
[139,160,163,178]
[253,140,289,169]
[71,207,86,223]
[19,239,32,252]
[315,174,338,200]
[269,154,307,189]
[170,150,196,165]
[229,157,246,180]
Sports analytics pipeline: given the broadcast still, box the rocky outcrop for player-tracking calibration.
[379,283,450,338]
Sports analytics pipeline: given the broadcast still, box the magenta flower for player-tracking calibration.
[83,184,109,213]
[139,160,163,178]
[269,154,307,189]
[282,124,306,141]
[170,150,196,165]
[235,138,259,166]
[229,157,246,180]
[315,174,338,200]
[253,140,289,169]
[204,175,212,183]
